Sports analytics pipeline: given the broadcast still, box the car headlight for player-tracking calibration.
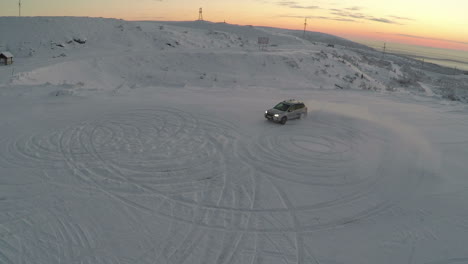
[265,111,268,114]
[274,114,279,117]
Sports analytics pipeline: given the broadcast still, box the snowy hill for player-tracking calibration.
[161,21,306,47]
[259,26,373,50]
[1,17,468,264]
[1,17,386,95]
[1,17,467,101]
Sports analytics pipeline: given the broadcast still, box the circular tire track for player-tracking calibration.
[0,106,437,264]
[0,107,249,264]
[1,108,429,234]
[235,110,428,232]
[80,109,241,194]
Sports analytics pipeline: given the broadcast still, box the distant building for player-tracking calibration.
[0,52,13,65]
[327,44,335,48]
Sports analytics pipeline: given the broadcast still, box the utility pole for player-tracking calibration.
[303,18,307,38]
[382,42,386,59]
[198,8,203,21]
[19,0,21,17]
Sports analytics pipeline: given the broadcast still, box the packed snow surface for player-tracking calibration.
[1,17,468,264]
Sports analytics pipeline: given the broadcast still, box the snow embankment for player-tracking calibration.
[1,17,466,101]
[0,17,387,94]
[10,48,388,93]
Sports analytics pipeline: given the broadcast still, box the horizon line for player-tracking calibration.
[2,15,467,53]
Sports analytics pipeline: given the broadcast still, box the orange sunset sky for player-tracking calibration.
[1,0,467,51]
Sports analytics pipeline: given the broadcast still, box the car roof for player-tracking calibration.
[282,99,304,104]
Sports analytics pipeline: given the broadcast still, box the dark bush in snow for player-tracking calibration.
[73,37,87,44]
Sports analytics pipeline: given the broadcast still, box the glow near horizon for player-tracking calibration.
[1,0,467,51]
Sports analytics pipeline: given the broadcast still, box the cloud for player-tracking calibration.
[273,3,413,25]
[389,15,415,21]
[278,14,356,22]
[369,18,396,24]
[330,10,402,24]
[328,17,355,22]
[276,1,320,9]
[395,34,468,45]
[345,6,362,11]
[330,11,365,19]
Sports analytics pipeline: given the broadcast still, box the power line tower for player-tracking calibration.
[303,18,307,38]
[382,42,386,59]
[198,8,203,21]
[19,0,21,17]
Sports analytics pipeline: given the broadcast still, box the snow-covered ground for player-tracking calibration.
[1,17,468,264]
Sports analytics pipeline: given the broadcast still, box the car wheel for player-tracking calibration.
[280,116,287,125]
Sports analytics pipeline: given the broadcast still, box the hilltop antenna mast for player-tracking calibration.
[382,42,386,59]
[19,0,21,17]
[198,8,203,21]
[303,18,307,38]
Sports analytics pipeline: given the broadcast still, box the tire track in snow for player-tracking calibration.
[425,258,468,264]
[0,132,66,169]
[236,110,425,232]
[30,108,421,233]
[76,109,229,193]
[268,177,305,264]
[1,108,240,229]
[45,205,97,264]
[0,106,431,263]
[165,189,211,264]
[0,235,16,264]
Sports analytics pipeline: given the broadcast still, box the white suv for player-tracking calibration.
[264,100,308,125]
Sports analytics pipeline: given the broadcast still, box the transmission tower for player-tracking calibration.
[198,8,203,21]
[19,0,21,17]
[303,18,307,38]
[382,42,386,59]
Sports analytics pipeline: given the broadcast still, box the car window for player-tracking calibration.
[297,104,305,109]
[273,103,290,111]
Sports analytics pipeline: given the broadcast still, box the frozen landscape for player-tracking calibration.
[1,17,468,264]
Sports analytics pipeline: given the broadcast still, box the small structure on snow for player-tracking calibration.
[0,52,13,65]
[258,37,269,50]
